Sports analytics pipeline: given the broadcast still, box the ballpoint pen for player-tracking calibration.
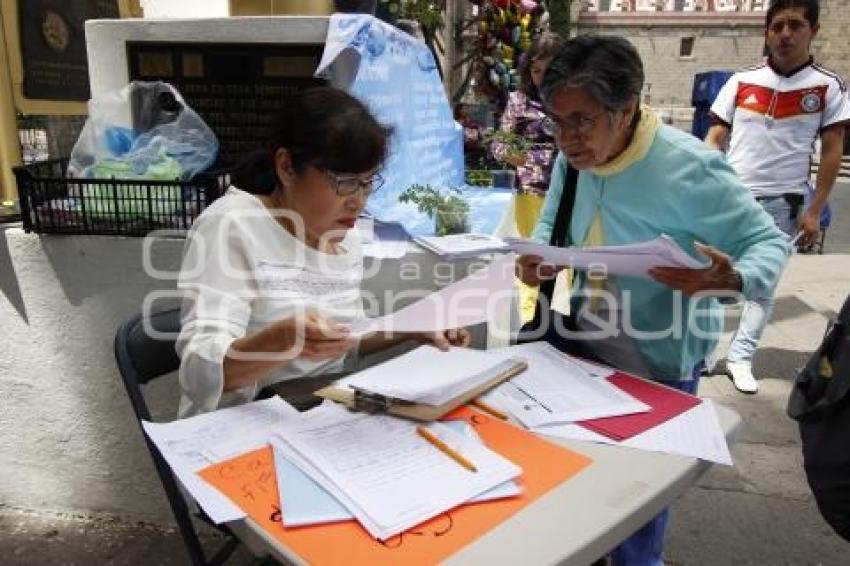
[417,426,477,472]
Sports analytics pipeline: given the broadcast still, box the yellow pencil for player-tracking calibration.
[416,426,477,472]
[471,399,508,420]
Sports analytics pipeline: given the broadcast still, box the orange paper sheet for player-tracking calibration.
[199,406,592,566]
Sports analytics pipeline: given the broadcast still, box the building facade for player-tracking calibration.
[576,1,850,134]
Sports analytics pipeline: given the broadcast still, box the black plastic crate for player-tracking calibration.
[13,158,228,236]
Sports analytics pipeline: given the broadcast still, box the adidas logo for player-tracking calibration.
[742,93,760,106]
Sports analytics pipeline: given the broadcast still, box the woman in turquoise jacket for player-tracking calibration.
[515,35,789,566]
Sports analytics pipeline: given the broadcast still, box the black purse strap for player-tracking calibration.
[529,164,579,327]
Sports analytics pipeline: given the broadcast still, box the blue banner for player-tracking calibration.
[317,14,465,235]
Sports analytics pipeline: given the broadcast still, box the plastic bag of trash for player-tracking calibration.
[68,81,218,181]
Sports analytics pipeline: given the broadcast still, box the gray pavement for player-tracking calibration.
[2,182,849,564]
[667,180,850,565]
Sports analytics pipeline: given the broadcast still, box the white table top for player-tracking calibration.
[229,403,741,566]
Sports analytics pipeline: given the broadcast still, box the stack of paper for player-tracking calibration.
[577,374,702,440]
[272,419,521,527]
[536,399,733,466]
[485,342,650,428]
[336,345,523,405]
[141,397,300,523]
[414,233,510,259]
[271,403,522,540]
[506,234,708,279]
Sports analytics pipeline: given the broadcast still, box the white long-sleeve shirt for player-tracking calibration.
[176,187,365,417]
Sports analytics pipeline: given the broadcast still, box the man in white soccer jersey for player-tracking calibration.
[706,0,850,393]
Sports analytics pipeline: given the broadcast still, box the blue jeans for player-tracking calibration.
[610,370,701,566]
[727,196,795,364]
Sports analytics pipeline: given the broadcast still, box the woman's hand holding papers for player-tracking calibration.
[516,254,565,286]
[223,312,354,390]
[281,312,355,361]
[414,328,472,351]
[357,327,472,355]
[649,243,742,296]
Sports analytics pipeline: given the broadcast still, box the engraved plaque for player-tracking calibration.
[19,0,120,101]
[127,42,326,164]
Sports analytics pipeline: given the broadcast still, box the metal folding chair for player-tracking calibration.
[114,307,240,566]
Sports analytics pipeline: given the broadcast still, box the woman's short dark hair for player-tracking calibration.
[766,0,819,28]
[541,34,644,114]
[519,32,564,99]
[233,86,391,194]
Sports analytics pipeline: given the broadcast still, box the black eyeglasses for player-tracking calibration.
[323,170,385,197]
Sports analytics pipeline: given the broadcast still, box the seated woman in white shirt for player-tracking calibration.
[176,87,470,417]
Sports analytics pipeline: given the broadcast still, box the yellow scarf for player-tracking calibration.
[583,106,661,310]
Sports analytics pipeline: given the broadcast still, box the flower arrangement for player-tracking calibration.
[484,129,535,161]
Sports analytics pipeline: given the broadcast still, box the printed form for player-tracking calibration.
[272,419,521,527]
[507,234,708,279]
[535,398,732,466]
[336,344,521,405]
[273,403,521,540]
[141,397,300,523]
[486,342,649,427]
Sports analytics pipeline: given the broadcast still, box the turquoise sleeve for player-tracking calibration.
[687,153,790,302]
[531,151,567,243]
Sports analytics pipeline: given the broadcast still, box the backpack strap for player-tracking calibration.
[528,164,578,328]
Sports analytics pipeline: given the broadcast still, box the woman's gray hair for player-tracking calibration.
[541,34,644,114]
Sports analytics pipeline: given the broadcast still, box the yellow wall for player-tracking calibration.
[0,2,22,201]
[0,0,87,116]
[0,0,140,200]
[229,0,334,16]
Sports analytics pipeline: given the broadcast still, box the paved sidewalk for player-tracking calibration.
[667,254,850,565]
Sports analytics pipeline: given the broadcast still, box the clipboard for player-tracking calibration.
[314,357,528,421]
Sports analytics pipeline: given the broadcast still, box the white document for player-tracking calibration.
[349,254,515,338]
[272,403,521,540]
[414,233,509,259]
[337,345,522,405]
[362,239,409,259]
[141,397,300,524]
[485,342,649,428]
[362,220,410,259]
[272,420,521,527]
[506,234,708,279]
[535,398,732,466]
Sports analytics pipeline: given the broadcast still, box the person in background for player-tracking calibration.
[491,32,564,320]
[176,87,470,418]
[491,31,564,237]
[516,35,788,566]
[705,0,850,394]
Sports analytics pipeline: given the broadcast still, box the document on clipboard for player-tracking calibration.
[315,346,528,421]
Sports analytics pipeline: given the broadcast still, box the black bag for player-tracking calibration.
[787,294,850,542]
[515,165,590,358]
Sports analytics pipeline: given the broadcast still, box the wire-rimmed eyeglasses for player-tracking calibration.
[541,111,605,137]
[323,170,385,197]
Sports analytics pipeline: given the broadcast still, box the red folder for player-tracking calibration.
[578,373,702,440]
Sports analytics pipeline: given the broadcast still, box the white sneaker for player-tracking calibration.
[726,361,759,393]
